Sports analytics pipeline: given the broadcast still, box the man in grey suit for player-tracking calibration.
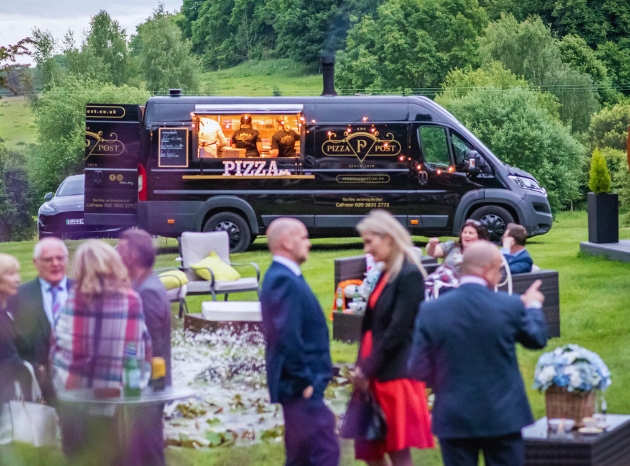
[408,241,548,466]
[117,228,171,466]
[10,237,71,406]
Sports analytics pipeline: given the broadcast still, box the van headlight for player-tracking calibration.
[39,203,56,214]
[508,175,546,196]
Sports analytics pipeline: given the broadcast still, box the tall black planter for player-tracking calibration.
[588,192,619,243]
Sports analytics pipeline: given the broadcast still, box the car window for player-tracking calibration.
[451,132,473,171]
[418,126,450,168]
[57,177,84,196]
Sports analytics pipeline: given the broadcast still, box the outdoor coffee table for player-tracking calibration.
[184,301,262,333]
[522,414,630,465]
[58,386,196,457]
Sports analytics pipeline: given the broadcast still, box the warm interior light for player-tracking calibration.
[362,116,368,121]
[167,219,175,224]
[448,166,455,173]
[410,219,419,225]
[437,169,442,175]
[399,156,405,162]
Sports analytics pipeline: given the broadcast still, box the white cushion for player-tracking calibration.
[180,231,231,267]
[201,301,261,322]
[166,284,187,302]
[214,277,259,292]
[186,280,213,293]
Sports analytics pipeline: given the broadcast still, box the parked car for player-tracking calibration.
[38,174,125,240]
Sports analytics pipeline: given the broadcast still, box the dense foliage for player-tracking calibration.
[0,145,35,241]
[29,76,149,198]
[437,68,586,211]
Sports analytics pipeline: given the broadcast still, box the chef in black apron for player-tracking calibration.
[270,118,299,158]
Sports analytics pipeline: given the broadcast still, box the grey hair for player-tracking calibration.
[357,210,426,281]
[34,237,69,260]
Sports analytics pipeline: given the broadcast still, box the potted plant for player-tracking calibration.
[588,148,619,243]
[534,344,611,426]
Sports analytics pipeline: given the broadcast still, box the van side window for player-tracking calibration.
[419,126,450,168]
[451,132,473,172]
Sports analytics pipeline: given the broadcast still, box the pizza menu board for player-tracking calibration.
[159,128,189,167]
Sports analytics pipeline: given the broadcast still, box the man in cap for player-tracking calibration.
[270,117,299,158]
[231,115,262,157]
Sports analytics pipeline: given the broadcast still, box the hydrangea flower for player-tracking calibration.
[533,344,611,393]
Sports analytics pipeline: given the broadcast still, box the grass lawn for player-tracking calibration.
[200,59,323,97]
[1,210,629,465]
[0,96,36,148]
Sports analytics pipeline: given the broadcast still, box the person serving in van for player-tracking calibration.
[269,117,299,157]
[198,117,228,157]
[231,115,262,157]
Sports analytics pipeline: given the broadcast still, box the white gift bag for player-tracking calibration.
[0,362,60,447]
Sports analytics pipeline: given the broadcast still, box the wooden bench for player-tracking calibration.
[332,255,560,343]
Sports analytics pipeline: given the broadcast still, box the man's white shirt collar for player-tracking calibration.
[459,275,489,288]
[272,255,301,276]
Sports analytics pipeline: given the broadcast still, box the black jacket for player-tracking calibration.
[0,305,26,403]
[358,260,424,381]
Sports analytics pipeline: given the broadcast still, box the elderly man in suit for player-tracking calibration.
[408,241,548,466]
[260,218,339,466]
[10,237,71,406]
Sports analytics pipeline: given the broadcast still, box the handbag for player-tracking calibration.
[0,362,60,447]
[340,389,387,441]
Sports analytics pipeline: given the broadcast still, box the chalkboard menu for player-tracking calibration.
[159,128,189,167]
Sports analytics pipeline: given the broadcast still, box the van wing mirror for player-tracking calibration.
[467,151,480,174]
[44,192,53,201]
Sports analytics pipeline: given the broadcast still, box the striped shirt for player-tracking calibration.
[52,289,152,391]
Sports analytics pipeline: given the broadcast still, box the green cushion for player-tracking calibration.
[158,270,189,290]
[191,252,241,281]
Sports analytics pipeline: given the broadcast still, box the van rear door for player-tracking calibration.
[84,104,141,227]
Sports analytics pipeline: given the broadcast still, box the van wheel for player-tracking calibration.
[470,206,514,243]
[203,212,251,253]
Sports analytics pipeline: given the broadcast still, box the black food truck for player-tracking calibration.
[85,86,552,252]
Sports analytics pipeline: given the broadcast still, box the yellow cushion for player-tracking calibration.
[158,270,189,290]
[191,252,241,281]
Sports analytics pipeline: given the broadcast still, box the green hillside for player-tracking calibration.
[200,59,323,96]
[0,96,36,148]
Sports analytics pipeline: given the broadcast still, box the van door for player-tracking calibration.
[409,124,484,234]
[84,104,141,226]
[312,122,410,233]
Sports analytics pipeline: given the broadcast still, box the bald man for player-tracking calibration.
[408,241,548,466]
[260,218,339,466]
[9,237,72,406]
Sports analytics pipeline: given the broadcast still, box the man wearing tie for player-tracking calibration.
[10,237,71,406]
[260,218,339,466]
[408,241,548,466]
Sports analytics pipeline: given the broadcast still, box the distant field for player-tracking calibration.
[0,96,36,148]
[200,59,324,96]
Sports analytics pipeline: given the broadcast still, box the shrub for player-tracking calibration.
[599,147,630,205]
[0,144,36,242]
[588,103,630,152]
[588,148,612,194]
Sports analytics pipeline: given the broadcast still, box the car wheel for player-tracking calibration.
[203,212,251,253]
[469,206,515,243]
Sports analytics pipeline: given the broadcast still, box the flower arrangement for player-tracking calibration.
[533,344,611,393]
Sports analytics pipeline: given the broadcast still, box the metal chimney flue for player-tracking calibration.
[321,55,337,96]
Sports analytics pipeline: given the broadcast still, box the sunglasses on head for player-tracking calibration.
[464,219,482,227]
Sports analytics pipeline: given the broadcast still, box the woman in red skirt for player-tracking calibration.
[352,210,435,466]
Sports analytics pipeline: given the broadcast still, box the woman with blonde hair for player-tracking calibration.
[51,240,151,464]
[351,210,434,466]
[0,253,30,403]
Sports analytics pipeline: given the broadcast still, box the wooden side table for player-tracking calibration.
[523,415,630,466]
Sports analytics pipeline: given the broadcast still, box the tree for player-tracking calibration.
[84,11,131,86]
[132,6,200,93]
[559,34,620,104]
[588,148,611,194]
[0,145,35,242]
[479,14,600,132]
[30,75,149,198]
[30,28,63,88]
[596,40,630,96]
[436,83,585,210]
[587,103,630,152]
[337,0,488,91]
[0,38,34,96]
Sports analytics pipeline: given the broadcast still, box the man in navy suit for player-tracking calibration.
[260,218,339,466]
[408,241,548,466]
[9,237,72,406]
[501,223,533,274]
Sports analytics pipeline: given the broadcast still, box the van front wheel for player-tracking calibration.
[203,212,251,253]
[469,206,514,243]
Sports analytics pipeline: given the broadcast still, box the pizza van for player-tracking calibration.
[84,89,552,252]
